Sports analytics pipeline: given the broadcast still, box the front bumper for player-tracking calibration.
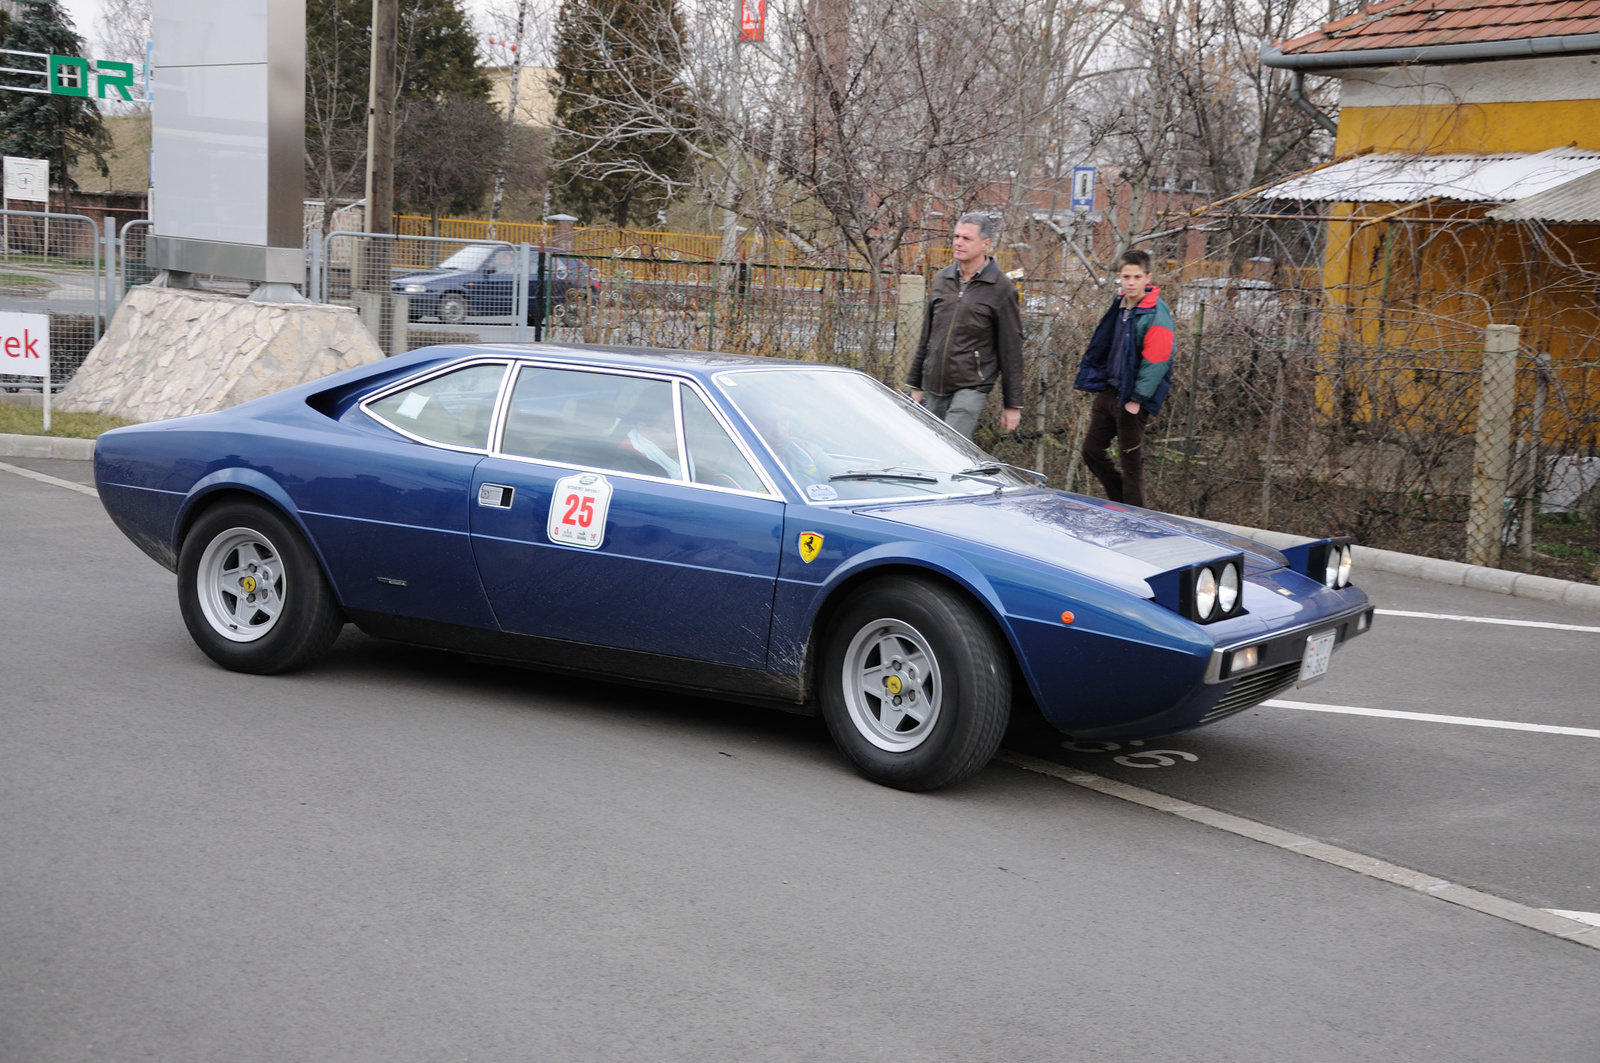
[1064,602,1375,741]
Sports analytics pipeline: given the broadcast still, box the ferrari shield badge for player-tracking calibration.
[548,473,613,549]
[798,531,824,564]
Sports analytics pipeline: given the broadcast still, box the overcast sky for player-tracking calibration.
[56,0,509,58]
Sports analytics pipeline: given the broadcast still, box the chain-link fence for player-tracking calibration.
[0,208,116,394]
[310,233,904,363]
[973,276,1600,582]
[298,220,1597,582]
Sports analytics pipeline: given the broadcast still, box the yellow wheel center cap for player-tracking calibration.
[884,675,903,695]
[240,575,257,593]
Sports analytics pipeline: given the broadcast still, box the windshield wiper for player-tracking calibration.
[830,466,939,484]
[956,462,1048,484]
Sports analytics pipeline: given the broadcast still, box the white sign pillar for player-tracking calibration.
[0,311,52,430]
[149,0,305,285]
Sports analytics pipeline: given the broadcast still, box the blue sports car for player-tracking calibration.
[93,344,1372,790]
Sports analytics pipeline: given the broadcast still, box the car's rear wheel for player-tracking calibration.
[820,577,1010,791]
[437,292,468,325]
[178,500,344,674]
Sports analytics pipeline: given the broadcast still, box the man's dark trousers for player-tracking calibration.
[1082,389,1151,507]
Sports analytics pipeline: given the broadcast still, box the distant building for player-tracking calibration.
[484,65,556,128]
[1261,0,1600,420]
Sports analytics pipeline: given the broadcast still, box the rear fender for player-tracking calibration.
[174,471,334,589]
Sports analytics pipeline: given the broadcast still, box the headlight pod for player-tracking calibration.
[1322,544,1354,589]
[1147,554,1248,625]
[1282,536,1356,590]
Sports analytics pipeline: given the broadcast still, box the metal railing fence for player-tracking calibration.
[0,207,112,392]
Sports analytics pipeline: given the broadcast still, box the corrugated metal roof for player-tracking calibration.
[1277,0,1600,57]
[1260,149,1600,202]
[1487,166,1600,220]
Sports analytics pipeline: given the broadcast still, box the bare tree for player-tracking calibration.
[94,0,151,114]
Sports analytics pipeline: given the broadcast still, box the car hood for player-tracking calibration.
[856,489,1288,598]
[392,269,458,285]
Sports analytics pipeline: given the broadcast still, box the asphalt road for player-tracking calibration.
[3,462,1598,1062]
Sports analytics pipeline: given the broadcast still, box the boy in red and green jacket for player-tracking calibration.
[1072,249,1176,508]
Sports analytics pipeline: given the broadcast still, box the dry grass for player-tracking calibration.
[0,403,135,439]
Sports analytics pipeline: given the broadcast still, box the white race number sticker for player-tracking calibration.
[547,473,613,549]
[1299,629,1337,684]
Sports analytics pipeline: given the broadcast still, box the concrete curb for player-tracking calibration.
[1190,517,1600,614]
[0,433,96,460]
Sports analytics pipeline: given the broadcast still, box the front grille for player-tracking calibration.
[1202,661,1302,723]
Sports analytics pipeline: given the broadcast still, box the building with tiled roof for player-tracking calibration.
[1264,0,1600,155]
[1257,1,1600,431]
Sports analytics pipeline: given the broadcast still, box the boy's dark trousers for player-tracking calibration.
[1082,389,1152,507]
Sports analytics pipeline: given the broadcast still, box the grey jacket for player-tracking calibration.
[906,257,1025,409]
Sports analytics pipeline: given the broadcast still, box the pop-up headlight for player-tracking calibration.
[1283,536,1355,590]
[1147,554,1249,625]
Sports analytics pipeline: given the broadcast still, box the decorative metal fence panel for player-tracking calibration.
[539,253,901,367]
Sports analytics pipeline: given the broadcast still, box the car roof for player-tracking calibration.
[409,342,858,384]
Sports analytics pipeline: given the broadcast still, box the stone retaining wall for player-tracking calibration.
[55,286,385,422]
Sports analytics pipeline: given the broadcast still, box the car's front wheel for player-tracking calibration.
[437,292,468,325]
[820,577,1010,791]
[177,500,344,674]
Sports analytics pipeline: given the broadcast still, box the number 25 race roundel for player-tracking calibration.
[548,473,613,549]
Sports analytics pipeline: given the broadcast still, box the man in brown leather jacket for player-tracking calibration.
[906,213,1025,440]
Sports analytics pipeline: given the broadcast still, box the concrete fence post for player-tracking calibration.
[893,273,925,390]
[1465,324,1520,567]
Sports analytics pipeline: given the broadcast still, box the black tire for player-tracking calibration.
[177,500,345,675]
[437,292,469,325]
[819,576,1011,791]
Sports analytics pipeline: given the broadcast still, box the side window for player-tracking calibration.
[499,366,682,480]
[682,387,767,493]
[366,363,506,449]
[485,247,514,273]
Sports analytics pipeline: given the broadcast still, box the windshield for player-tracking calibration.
[437,244,496,271]
[716,368,1033,500]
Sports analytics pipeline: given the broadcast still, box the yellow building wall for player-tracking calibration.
[1334,99,1600,155]
[1319,200,1600,442]
[1313,74,1600,442]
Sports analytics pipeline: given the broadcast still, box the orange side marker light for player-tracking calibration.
[1060,611,1074,624]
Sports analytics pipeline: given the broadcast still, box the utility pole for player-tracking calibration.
[364,0,398,241]
[359,0,404,354]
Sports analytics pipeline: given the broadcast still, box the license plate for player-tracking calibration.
[1299,629,1337,684]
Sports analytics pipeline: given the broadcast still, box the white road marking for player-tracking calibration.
[1376,608,1600,634]
[1264,699,1600,739]
[1545,909,1600,928]
[997,751,1600,952]
[0,460,98,498]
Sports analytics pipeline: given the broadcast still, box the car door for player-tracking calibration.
[469,364,784,669]
[298,359,510,629]
[472,245,517,318]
